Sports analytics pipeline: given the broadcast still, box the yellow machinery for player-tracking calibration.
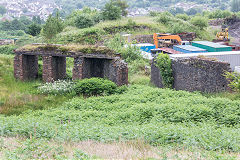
[216,28,229,41]
[153,33,182,48]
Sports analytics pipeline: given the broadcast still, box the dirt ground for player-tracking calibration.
[0,136,239,159]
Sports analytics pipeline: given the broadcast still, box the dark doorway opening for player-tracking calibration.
[89,58,104,78]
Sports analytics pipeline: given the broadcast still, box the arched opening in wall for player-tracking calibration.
[66,57,74,79]
[84,58,111,79]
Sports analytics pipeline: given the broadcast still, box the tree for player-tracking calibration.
[11,19,25,30]
[101,0,122,20]
[190,16,208,30]
[0,5,6,15]
[74,14,94,29]
[186,8,198,15]
[41,12,64,42]
[231,0,240,12]
[26,23,42,36]
[32,16,42,24]
[112,0,129,16]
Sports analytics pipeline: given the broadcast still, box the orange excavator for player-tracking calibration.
[153,33,183,48]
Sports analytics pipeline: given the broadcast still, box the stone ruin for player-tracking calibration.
[14,44,128,86]
[151,56,231,93]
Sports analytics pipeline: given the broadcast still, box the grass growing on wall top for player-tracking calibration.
[16,44,116,56]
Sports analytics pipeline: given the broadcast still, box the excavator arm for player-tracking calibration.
[153,33,182,48]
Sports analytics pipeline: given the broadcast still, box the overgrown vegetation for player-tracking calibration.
[224,71,240,91]
[156,53,173,88]
[74,78,127,96]
[0,45,16,55]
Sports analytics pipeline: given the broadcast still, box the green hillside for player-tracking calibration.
[0,54,240,159]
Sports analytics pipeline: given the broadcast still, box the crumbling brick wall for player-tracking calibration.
[151,57,231,93]
[14,49,128,86]
[14,54,38,81]
[42,56,66,82]
[72,57,128,86]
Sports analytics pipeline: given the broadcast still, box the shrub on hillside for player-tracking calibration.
[190,16,208,30]
[74,78,127,96]
[74,14,95,29]
[176,13,190,21]
[105,34,143,63]
[0,45,16,55]
[224,72,240,92]
[156,12,173,25]
[56,27,104,44]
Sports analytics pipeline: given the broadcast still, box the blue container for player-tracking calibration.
[173,45,208,53]
[134,43,156,53]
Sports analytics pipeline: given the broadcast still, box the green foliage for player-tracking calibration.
[57,27,104,44]
[190,16,209,30]
[112,0,129,16]
[156,12,173,25]
[208,10,233,19]
[175,13,190,21]
[74,78,126,96]
[0,45,16,55]
[4,138,65,159]
[74,14,95,29]
[156,53,173,88]
[224,72,240,92]
[65,7,102,27]
[101,0,122,20]
[41,13,64,42]
[26,23,42,36]
[105,34,143,63]
[1,85,240,151]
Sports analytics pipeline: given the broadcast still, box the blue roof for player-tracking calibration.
[174,45,207,51]
[192,41,231,48]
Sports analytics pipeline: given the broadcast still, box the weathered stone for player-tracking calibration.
[73,57,128,86]
[14,45,128,86]
[151,57,231,93]
[14,54,38,81]
[42,56,66,82]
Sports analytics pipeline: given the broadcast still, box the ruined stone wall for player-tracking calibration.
[42,56,66,82]
[151,57,231,93]
[14,53,128,86]
[151,60,164,88]
[14,54,38,81]
[72,57,128,86]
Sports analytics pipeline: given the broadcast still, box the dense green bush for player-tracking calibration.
[176,13,190,21]
[101,1,122,20]
[105,34,143,63]
[208,10,233,19]
[156,53,173,88]
[156,12,173,25]
[74,78,126,96]
[224,72,240,91]
[0,45,16,55]
[56,27,104,44]
[190,16,209,30]
[74,14,95,29]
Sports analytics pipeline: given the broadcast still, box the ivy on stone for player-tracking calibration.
[156,53,173,88]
